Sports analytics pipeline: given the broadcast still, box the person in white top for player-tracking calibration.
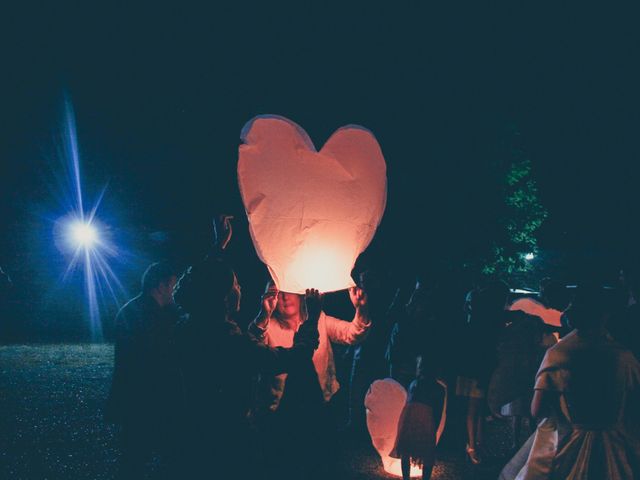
[249,282,372,411]
[249,282,372,480]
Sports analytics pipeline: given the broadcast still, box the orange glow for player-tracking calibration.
[238,115,387,294]
[366,379,423,478]
[366,378,447,478]
[286,244,355,294]
[381,456,423,478]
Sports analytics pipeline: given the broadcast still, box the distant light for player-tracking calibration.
[70,221,98,249]
[511,288,538,295]
[524,252,535,261]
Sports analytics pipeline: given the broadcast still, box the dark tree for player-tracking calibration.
[467,125,547,280]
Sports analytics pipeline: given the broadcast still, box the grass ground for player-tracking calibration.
[0,345,513,479]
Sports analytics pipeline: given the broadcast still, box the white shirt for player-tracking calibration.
[251,310,371,409]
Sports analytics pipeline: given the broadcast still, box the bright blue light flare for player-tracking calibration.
[55,98,125,341]
[69,221,98,249]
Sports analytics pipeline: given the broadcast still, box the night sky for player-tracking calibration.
[2,3,640,340]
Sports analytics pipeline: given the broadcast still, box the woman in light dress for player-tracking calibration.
[500,283,640,480]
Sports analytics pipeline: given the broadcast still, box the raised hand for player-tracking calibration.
[255,282,278,329]
[261,286,279,318]
[305,288,322,323]
[293,289,321,351]
[349,286,368,312]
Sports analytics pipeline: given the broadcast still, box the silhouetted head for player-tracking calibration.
[141,261,178,307]
[406,280,428,319]
[357,269,385,293]
[539,277,568,311]
[174,258,239,318]
[472,280,510,318]
[566,283,608,332]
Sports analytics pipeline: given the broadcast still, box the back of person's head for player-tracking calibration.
[141,261,177,294]
[173,258,235,317]
[357,268,387,294]
[566,282,608,331]
[416,354,438,381]
[539,277,568,311]
[406,280,429,319]
[472,280,510,318]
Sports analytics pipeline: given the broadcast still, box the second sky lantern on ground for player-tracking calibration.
[238,115,387,293]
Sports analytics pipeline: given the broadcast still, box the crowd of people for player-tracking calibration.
[104,218,640,480]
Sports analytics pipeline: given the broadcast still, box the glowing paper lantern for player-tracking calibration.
[238,115,387,293]
[365,379,421,477]
[508,297,562,328]
[365,378,448,478]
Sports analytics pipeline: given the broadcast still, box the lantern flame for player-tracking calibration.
[285,244,354,294]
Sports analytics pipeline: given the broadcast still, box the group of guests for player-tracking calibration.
[381,271,640,480]
[105,218,640,480]
[105,220,373,479]
[499,276,640,480]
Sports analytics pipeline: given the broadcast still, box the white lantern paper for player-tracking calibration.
[238,115,387,293]
[365,378,448,478]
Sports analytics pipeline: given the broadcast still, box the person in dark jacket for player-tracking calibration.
[173,257,320,480]
[106,261,183,479]
[456,281,511,465]
[347,269,397,439]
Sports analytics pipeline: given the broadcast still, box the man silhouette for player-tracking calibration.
[106,261,183,479]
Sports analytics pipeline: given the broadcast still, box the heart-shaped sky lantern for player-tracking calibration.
[238,115,387,294]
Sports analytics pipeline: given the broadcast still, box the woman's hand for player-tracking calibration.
[261,286,279,317]
[255,283,278,328]
[305,288,322,323]
[349,286,369,313]
[295,289,321,351]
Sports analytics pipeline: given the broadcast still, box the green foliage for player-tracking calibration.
[478,128,547,278]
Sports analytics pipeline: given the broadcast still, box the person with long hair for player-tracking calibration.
[249,281,371,410]
[248,281,371,479]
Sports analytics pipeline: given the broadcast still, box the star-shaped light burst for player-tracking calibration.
[69,221,98,249]
[55,99,124,341]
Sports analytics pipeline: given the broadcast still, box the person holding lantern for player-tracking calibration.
[249,282,371,408]
[248,282,372,479]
